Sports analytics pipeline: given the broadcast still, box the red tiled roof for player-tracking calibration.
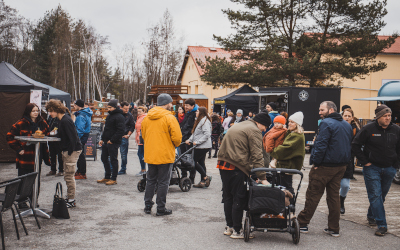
[379,36,400,54]
[187,46,233,77]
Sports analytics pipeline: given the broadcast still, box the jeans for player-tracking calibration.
[220,169,248,233]
[340,178,351,197]
[120,138,129,172]
[101,143,120,180]
[137,145,146,171]
[363,164,397,228]
[76,144,86,174]
[62,150,82,199]
[49,142,63,173]
[144,164,173,210]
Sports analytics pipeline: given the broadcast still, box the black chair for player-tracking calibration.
[0,179,22,250]
[0,172,40,230]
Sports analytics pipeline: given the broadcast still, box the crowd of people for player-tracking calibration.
[5,94,399,238]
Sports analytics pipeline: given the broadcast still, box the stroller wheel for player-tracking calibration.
[137,179,146,192]
[244,217,250,242]
[179,177,192,192]
[291,218,300,244]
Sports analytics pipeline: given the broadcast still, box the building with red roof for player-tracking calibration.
[178,46,241,111]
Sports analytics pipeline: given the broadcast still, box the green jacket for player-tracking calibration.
[218,120,266,180]
[271,131,305,171]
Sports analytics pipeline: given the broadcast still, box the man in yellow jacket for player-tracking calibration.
[142,93,182,216]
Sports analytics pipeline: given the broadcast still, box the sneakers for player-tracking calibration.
[205,176,212,187]
[368,217,377,226]
[135,171,145,177]
[105,180,117,185]
[193,181,206,188]
[230,229,244,239]
[97,178,111,183]
[224,226,234,236]
[55,172,64,177]
[375,227,387,236]
[75,173,87,179]
[65,199,76,208]
[118,170,126,175]
[144,205,152,214]
[323,228,340,237]
[156,208,172,216]
[46,171,56,176]
[299,226,309,233]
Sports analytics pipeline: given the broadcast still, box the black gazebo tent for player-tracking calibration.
[213,85,258,116]
[0,61,50,162]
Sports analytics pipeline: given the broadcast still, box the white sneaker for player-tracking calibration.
[230,229,244,239]
[224,226,233,236]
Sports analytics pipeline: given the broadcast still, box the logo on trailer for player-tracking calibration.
[299,90,309,101]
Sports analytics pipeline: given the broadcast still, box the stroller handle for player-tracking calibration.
[251,168,303,177]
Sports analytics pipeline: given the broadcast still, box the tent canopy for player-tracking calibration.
[214,85,259,115]
[354,81,400,102]
[0,61,49,94]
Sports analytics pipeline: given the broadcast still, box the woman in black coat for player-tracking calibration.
[340,108,360,214]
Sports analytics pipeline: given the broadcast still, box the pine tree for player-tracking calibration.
[201,0,398,87]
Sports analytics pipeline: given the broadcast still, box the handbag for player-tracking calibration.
[180,147,195,170]
[52,182,70,219]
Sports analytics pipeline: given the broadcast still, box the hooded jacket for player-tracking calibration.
[271,131,305,170]
[180,104,198,141]
[135,113,147,145]
[101,108,125,145]
[352,120,400,169]
[266,111,279,132]
[263,126,288,153]
[188,116,212,149]
[310,112,353,167]
[141,106,182,164]
[74,107,93,140]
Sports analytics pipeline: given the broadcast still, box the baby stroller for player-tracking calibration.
[244,168,303,244]
[137,143,197,192]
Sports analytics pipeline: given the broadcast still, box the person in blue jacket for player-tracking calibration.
[73,99,93,179]
[297,101,352,237]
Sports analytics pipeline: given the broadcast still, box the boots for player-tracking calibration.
[340,196,346,214]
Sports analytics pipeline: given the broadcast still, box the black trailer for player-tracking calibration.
[237,87,341,142]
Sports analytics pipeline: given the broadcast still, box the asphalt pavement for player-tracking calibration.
[0,140,399,249]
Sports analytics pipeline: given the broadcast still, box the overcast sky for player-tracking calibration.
[9,0,400,67]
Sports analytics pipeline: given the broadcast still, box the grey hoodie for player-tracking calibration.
[188,116,212,149]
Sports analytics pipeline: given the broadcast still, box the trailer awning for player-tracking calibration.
[235,92,287,97]
[354,96,400,101]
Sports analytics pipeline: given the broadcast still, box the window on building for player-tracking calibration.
[195,85,198,94]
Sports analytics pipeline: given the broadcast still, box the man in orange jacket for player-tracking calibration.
[141,93,182,216]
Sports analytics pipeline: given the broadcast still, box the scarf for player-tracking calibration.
[178,113,185,123]
[235,116,242,123]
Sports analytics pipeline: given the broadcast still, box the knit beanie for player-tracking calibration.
[273,115,286,125]
[253,112,271,128]
[267,102,277,111]
[236,109,243,115]
[157,93,173,106]
[75,99,84,108]
[108,99,118,108]
[375,104,392,119]
[289,111,304,126]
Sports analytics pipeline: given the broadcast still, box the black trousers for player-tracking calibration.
[220,169,248,232]
[49,142,63,173]
[77,145,86,174]
[101,143,119,180]
[18,167,41,201]
[194,148,209,180]
[180,144,196,180]
[208,135,219,157]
